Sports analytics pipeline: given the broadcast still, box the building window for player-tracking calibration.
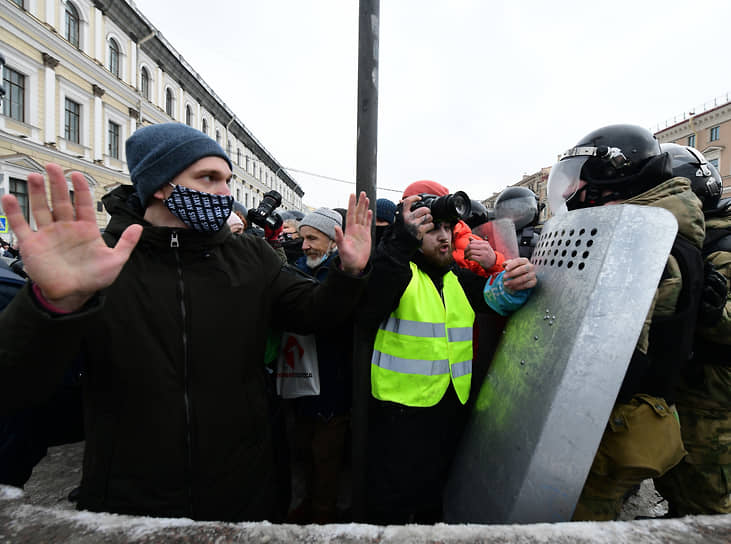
[9,178,29,223]
[687,134,695,148]
[237,148,241,166]
[710,126,720,142]
[140,67,150,99]
[185,105,193,126]
[65,3,80,48]
[64,98,80,144]
[227,140,232,156]
[108,39,120,77]
[709,158,719,168]
[215,130,221,145]
[108,121,120,159]
[140,67,150,100]
[2,67,25,122]
[165,88,175,117]
[201,118,208,135]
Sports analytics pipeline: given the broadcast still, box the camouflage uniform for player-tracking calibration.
[655,207,731,515]
[573,177,706,521]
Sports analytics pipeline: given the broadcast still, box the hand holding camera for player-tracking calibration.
[398,195,434,241]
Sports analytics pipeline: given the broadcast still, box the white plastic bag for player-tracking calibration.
[276,333,321,398]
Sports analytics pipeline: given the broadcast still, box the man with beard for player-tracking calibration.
[286,208,353,523]
[357,194,536,524]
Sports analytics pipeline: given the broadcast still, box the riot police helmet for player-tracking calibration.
[494,186,540,230]
[547,124,672,214]
[660,143,722,211]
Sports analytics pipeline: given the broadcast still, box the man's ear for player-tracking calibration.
[152,185,169,201]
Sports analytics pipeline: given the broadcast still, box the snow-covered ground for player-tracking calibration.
[2,442,728,543]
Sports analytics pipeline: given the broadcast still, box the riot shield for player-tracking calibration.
[473,218,520,260]
[443,204,678,524]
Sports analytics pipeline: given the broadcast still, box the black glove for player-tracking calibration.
[698,261,728,327]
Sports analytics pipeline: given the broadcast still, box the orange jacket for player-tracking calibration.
[452,220,505,278]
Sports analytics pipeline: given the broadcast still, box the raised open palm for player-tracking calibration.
[0,163,142,312]
[334,191,372,275]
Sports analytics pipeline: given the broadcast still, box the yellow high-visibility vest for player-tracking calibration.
[371,262,475,407]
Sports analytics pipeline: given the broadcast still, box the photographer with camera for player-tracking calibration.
[399,181,506,278]
[357,190,536,524]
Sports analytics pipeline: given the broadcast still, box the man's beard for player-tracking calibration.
[422,245,454,268]
[305,251,327,268]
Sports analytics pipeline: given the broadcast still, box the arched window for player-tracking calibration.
[140,67,150,99]
[201,118,208,135]
[108,39,120,77]
[65,3,80,48]
[165,88,175,117]
[185,105,193,126]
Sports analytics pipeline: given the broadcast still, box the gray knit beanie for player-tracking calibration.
[126,122,232,206]
[299,207,342,240]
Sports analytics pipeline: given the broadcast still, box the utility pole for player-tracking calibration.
[351,0,379,522]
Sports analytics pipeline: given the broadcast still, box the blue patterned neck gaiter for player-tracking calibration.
[164,184,233,232]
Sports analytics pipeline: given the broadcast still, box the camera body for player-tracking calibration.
[398,191,472,224]
[247,190,283,231]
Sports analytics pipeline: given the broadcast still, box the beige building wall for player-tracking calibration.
[654,98,731,197]
[0,0,303,243]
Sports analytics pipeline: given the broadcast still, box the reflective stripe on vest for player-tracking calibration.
[371,262,475,407]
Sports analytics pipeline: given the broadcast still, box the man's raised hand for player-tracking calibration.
[335,191,372,275]
[0,163,142,312]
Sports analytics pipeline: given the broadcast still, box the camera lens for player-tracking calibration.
[451,191,471,217]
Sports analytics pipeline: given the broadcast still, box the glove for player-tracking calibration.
[698,261,728,327]
[263,224,283,249]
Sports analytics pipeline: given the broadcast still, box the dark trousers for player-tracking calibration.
[365,388,468,525]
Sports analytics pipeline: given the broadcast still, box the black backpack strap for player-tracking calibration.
[641,235,704,403]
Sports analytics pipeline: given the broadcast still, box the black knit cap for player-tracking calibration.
[126,122,232,206]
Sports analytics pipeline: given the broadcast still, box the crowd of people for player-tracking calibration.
[0,121,727,525]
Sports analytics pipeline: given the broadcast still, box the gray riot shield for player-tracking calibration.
[443,204,678,524]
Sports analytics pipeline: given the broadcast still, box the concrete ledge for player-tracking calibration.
[2,485,730,543]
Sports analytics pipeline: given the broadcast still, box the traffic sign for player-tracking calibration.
[0,216,7,234]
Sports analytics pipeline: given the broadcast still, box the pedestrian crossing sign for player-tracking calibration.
[0,216,7,234]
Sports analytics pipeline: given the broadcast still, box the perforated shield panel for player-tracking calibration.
[444,204,679,524]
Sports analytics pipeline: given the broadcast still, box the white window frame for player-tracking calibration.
[0,48,40,134]
[58,79,92,154]
[106,32,127,82]
[104,105,128,165]
[63,0,91,53]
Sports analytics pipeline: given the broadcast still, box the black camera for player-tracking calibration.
[401,191,472,224]
[247,190,283,231]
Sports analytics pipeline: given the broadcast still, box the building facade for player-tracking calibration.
[654,95,731,198]
[0,0,303,240]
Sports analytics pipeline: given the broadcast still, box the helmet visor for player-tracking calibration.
[547,156,588,216]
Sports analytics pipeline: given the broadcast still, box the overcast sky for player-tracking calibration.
[132,0,731,209]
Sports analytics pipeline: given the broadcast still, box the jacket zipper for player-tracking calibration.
[172,231,195,518]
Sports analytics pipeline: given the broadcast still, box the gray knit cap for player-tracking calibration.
[298,207,342,240]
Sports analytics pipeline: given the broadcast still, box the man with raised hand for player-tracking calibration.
[0,123,371,522]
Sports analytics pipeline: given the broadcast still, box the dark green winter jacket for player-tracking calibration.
[0,186,368,521]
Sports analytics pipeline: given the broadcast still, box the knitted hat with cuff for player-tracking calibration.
[126,123,232,207]
[298,207,342,241]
